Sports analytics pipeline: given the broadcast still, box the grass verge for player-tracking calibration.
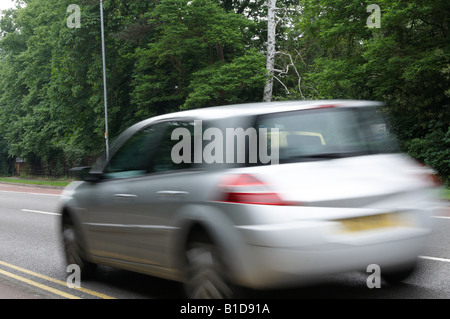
[0,177,71,188]
[442,188,450,201]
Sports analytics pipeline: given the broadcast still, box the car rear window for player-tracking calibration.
[254,106,399,164]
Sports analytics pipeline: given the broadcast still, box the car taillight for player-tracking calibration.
[414,161,442,187]
[216,174,288,205]
[425,170,442,187]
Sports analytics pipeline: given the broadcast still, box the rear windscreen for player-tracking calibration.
[254,106,399,163]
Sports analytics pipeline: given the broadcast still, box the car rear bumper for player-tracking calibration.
[230,216,432,289]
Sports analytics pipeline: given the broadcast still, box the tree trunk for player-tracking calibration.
[263,0,277,102]
[216,43,225,62]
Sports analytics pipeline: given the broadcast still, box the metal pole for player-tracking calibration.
[100,0,109,159]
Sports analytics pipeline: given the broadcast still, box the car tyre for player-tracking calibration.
[382,261,417,284]
[62,214,96,280]
[183,232,236,299]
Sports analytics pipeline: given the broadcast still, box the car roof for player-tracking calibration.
[99,99,384,170]
[137,99,383,126]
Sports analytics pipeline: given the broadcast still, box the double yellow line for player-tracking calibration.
[0,260,115,299]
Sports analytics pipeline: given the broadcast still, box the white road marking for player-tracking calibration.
[20,209,60,216]
[432,216,450,220]
[419,256,450,263]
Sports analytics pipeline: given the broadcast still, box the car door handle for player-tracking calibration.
[156,191,189,195]
[113,193,138,199]
[156,190,189,200]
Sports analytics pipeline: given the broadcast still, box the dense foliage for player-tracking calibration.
[0,0,448,184]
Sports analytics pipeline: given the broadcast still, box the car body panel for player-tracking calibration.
[57,100,439,291]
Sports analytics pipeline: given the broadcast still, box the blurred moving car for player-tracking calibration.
[58,100,439,298]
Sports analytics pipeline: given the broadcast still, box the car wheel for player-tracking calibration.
[382,261,417,284]
[183,232,235,299]
[62,214,96,279]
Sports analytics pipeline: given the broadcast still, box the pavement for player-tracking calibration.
[0,277,52,299]
[0,182,64,194]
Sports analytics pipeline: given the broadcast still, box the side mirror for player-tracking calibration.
[69,166,103,183]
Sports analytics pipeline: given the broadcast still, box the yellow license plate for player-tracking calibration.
[336,213,407,233]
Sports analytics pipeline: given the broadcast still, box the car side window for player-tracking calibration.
[150,121,195,173]
[103,123,165,179]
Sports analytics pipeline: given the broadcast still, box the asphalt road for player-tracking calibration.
[0,182,449,301]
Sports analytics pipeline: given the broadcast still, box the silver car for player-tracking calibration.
[58,100,439,298]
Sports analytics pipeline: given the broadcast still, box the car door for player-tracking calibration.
[105,120,200,270]
[82,122,166,264]
[84,120,199,271]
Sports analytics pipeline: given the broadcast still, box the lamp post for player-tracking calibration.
[100,0,109,159]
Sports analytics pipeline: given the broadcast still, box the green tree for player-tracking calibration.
[0,0,159,175]
[0,0,63,174]
[183,51,266,109]
[131,0,265,115]
[290,0,450,183]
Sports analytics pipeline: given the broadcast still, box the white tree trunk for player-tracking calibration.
[263,0,277,102]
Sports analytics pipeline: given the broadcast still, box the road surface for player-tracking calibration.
[0,182,449,302]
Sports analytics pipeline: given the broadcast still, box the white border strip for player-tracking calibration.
[419,256,450,263]
[21,209,60,216]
